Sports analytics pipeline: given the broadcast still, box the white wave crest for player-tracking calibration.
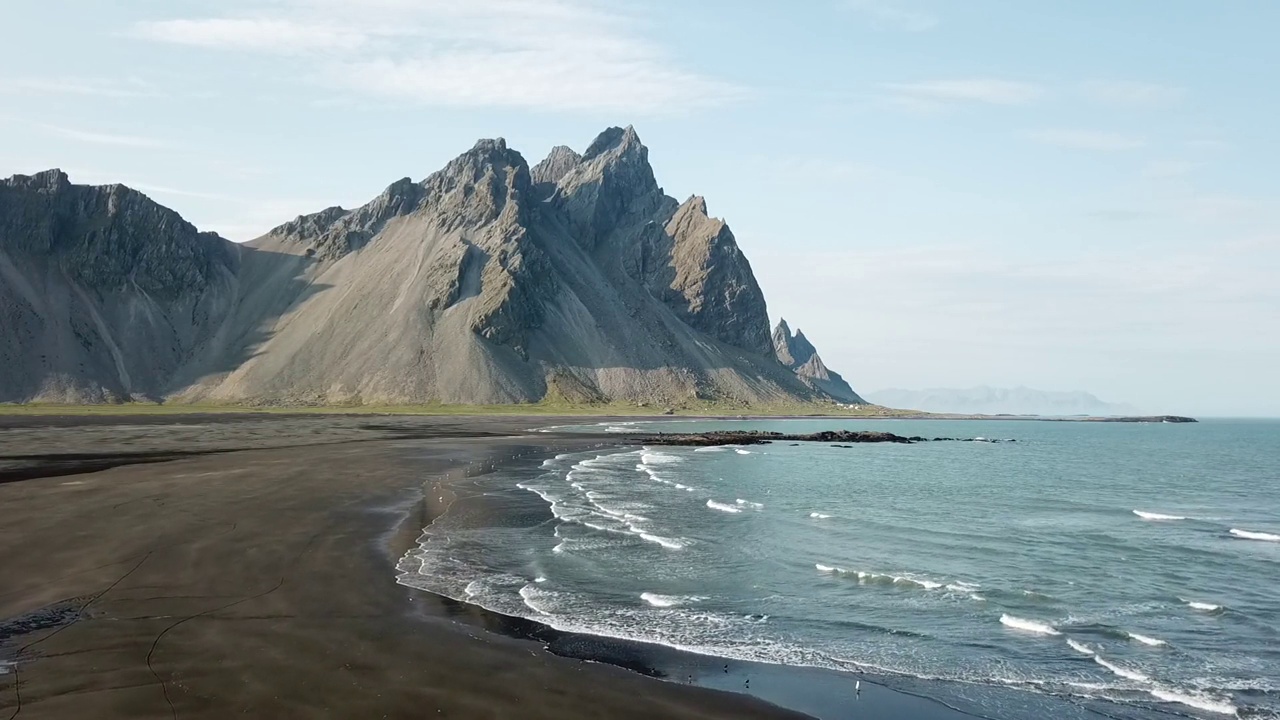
[1127,631,1167,647]
[707,500,743,514]
[1133,510,1187,521]
[693,446,725,453]
[640,452,682,466]
[1230,528,1280,542]
[640,592,705,608]
[815,563,838,573]
[1000,614,1060,636]
[1067,639,1094,655]
[736,499,764,510]
[519,585,556,616]
[734,448,753,455]
[1094,656,1149,682]
[1186,600,1222,612]
[638,532,686,550]
[809,512,832,519]
[1149,688,1237,716]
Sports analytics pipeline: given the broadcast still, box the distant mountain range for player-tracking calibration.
[0,127,864,407]
[865,386,1138,416]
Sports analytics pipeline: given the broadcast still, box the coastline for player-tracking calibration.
[0,414,1183,719]
[0,415,807,719]
[398,437,1135,720]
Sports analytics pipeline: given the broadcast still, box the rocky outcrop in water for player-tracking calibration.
[0,128,860,406]
[636,430,1015,446]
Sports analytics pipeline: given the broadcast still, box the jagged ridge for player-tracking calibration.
[773,319,865,404]
[0,128,862,406]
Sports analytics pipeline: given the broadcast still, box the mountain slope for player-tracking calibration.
[772,319,865,404]
[1,128,856,406]
[865,386,1138,416]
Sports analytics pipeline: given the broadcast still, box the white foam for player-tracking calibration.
[1148,688,1237,716]
[534,576,548,583]
[707,500,743,514]
[1000,614,1060,636]
[734,448,753,455]
[1186,600,1222,612]
[809,512,832,519]
[1094,656,1149,682]
[638,532,686,550]
[735,499,764,510]
[519,585,556,615]
[815,563,838,573]
[1230,528,1280,542]
[640,452,682,465]
[1127,631,1167,647]
[1133,510,1187,521]
[693,446,725,453]
[640,592,706,608]
[1067,639,1094,655]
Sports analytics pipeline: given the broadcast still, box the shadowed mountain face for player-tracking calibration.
[772,319,865,404]
[0,128,859,406]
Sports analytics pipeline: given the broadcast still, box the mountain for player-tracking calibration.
[0,127,860,407]
[772,319,865,404]
[864,386,1138,416]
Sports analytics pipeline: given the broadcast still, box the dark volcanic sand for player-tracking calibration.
[0,414,980,719]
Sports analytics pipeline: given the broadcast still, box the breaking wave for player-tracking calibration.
[809,512,832,519]
[1094,656,1149,682]
[1127,631,1167,647]
[1066,639,1094,655]
[1000,614,1060,636]
[1148,688,1238,716]
[640,592,705,608]
[735,499,765,510]
[1230,528,1280,542]
[707,500,743,514]
[1133,510,1187,521]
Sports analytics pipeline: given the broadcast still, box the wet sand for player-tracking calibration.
[0,414,987,719]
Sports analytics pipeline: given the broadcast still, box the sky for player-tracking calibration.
[1,0,1277,416]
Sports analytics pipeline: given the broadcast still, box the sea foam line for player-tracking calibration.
[640,592,706,608]
[707,500,743,514]
[1148,688,1237,716]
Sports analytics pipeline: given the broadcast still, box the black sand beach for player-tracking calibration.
[1,413,1057,719]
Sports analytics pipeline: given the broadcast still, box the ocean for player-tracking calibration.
[397,418,1280,719]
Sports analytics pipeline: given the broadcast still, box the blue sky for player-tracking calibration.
[2,1,1277,415]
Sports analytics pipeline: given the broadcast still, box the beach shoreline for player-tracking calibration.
[0,414,814,719]
[0,413,1147,720]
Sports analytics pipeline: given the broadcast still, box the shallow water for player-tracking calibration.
[398,418,1280,718]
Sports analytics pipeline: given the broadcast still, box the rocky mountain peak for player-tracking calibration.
[552,126,664,249]
[532,145,583,187]
[773,320,864,404]
[3,168,72,194]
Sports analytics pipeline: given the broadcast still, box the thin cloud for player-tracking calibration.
[38,124,168,149]
[0,76,157,98]
[130,0,742,114]
[882,79,1043,106]
[134,18,367,55]
[1142,159,1195,179]
[1081,80,1185,108]
[844,0,939,32]
[1027,129,1145,151]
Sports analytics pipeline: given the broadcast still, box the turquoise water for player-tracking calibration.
[398,419,1280,718]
